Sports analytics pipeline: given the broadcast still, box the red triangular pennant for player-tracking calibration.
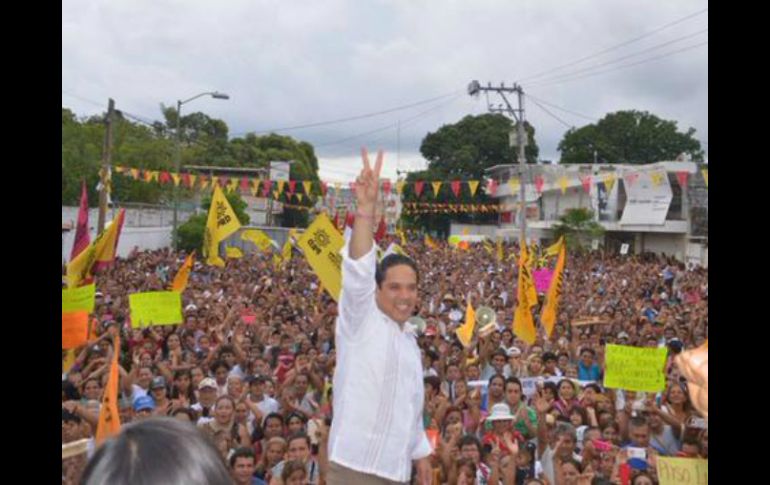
[581,175,592,193]
[451,180,461,198]
[625,173,639,188]
[262,179,273,197]
[676,171,689,188]
[487,179,498,197]
[159,171,171,184]
[219,176,229,188]
[382,180,392,196]
[240,177,250,192]
[414,181,425,197]
[288,180,297,195]
[182,173,192,187]
[320,181,328,197]
[534,176,544,194]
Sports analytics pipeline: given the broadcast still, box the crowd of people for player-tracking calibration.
[62,231,708,485]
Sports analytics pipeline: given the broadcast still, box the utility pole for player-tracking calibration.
[467,81,528,243]
[97,98,115,234]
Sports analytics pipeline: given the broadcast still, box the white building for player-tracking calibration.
[484,161,708,266]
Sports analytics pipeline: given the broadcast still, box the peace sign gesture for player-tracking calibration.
[356,148,384,210]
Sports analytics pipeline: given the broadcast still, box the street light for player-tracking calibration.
[172,91,229,250]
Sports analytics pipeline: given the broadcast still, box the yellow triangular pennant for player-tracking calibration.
[650,171,664,186]
[603,173,616,192]
[431,181,442,197]
[189,175,197,188]
[302,181,313,196]
[277,180,286,194]
[508,177,520,194]
[701,168,708,187]
[297,194,304,203]
[396,180,406,196]
[468,180,480,197]
[558,176,569,194]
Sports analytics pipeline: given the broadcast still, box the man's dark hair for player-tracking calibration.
[542,352,557,363]
[424,376,441,392]
[458,434,482,452]
[580,348,596,357]
[629,416,649,428]
[219,345,235,356]
[287,431,311,448]
[583,383,602,394]
[504,376,523,391]
[210,360,230,374]
[81,418,232,485]
[375,254,419,288]
[264,412,284,426]
[170,407,195,421]
[229,447,256,468]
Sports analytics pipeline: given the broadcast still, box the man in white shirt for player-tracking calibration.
[327,149,432,485]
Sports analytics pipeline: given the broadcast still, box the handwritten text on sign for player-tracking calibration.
[297,213,343,301]
[128,291,183,327]
[657,458,707,485]
[603,344,667,392]
[62,283,96,313]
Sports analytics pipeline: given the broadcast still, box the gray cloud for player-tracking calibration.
[63,0,708,181]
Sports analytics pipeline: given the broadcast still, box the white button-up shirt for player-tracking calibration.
[328,243,431,483]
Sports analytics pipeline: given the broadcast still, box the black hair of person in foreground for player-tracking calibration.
[80,417,232,485]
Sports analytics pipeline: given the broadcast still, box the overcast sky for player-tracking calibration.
[62,0,708,183]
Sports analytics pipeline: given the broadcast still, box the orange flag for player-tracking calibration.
[95,333,121,445]
[513,239,537,344]
[170,251,195,292]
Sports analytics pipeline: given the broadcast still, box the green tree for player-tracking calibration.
[174,190,250,252]
[551,208,605,251]
[404,114,539,235]
[558,110,704,164]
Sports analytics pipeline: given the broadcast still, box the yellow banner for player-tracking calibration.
[513,239,538,344]
[540,238,566,338]
[558,176,569,194]
[544,237,564,257]
[431,181,442,197]
[241,229,276,252]
[128,291,183,327]
[226,246,243,258]
[603,173,616,192]
[496,238,504,262]
[303,181,313,195]
[455,301,475,348]
[62,283,96,313]
[396,180,406,195]
[657,457,708,485]
[170,251,194,292]
[701,168,708,187]
[604,344,667,392]
[95,333,121,445]
[204,185,242,266]
[171,173,181,187]
[468,180,480,197]
[650,171,665,186]
[297,213,344,301]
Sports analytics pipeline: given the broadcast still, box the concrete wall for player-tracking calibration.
[63,226,173,264]
[449,224,499,238]
[640,233,686,260]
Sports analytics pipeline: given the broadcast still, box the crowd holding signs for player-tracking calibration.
[62,167,707,485]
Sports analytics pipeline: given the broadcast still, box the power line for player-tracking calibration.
[315,93,463,149]
[529,41,708,89]
[528,29,707,86]
[525,94,598,122]
[229,90,462,137]
[516,7,708,83]
[526,96,574,130]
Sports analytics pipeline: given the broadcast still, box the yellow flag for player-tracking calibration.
[149,170,159,182]
[701,168,708,187]
[297,213,344,301]
[483,240,494,255]
[558,176,569,194]
[456,300,476,348]
[63,348,77,373]
[468,180,480,197]
[273,254,282,270]
[226,246,244,258]
[66,209,125,288]
[396,180,406,195]
[189,175,197,188]
[432,181,442,197]
[544,237,564,257]
[95,333,121,445]
[199,177,210,190]
[281,238,292,261]
[171,173,181,187]
[241,229,276,252]
[170,251,195,292]
[540,240,566,338]
[513,240,537,344]
[204,185,242,267]
[397,229,407,246]
[302,181,313,196]
[297,194,304,203]
[424,235,437,249]
[508,177,520,194]
[496,238,504,262]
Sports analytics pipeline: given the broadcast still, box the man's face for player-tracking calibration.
[215,366,229,384]
[489,378,504,398]
[266,443,285,464]
[505,382,522,405]
[447,365,460,382]
[492,354,506,371]
[460,444,481,465]
[295,375,309,393]
[581,352,594,367]
[221,352,235,367]
[232,457,255,484]
[288,438,310,462]
[630,424,651,447]
[138,368,153,387]
[265,418,284,438]
[375,264,419,324]
[199,387,217,406]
